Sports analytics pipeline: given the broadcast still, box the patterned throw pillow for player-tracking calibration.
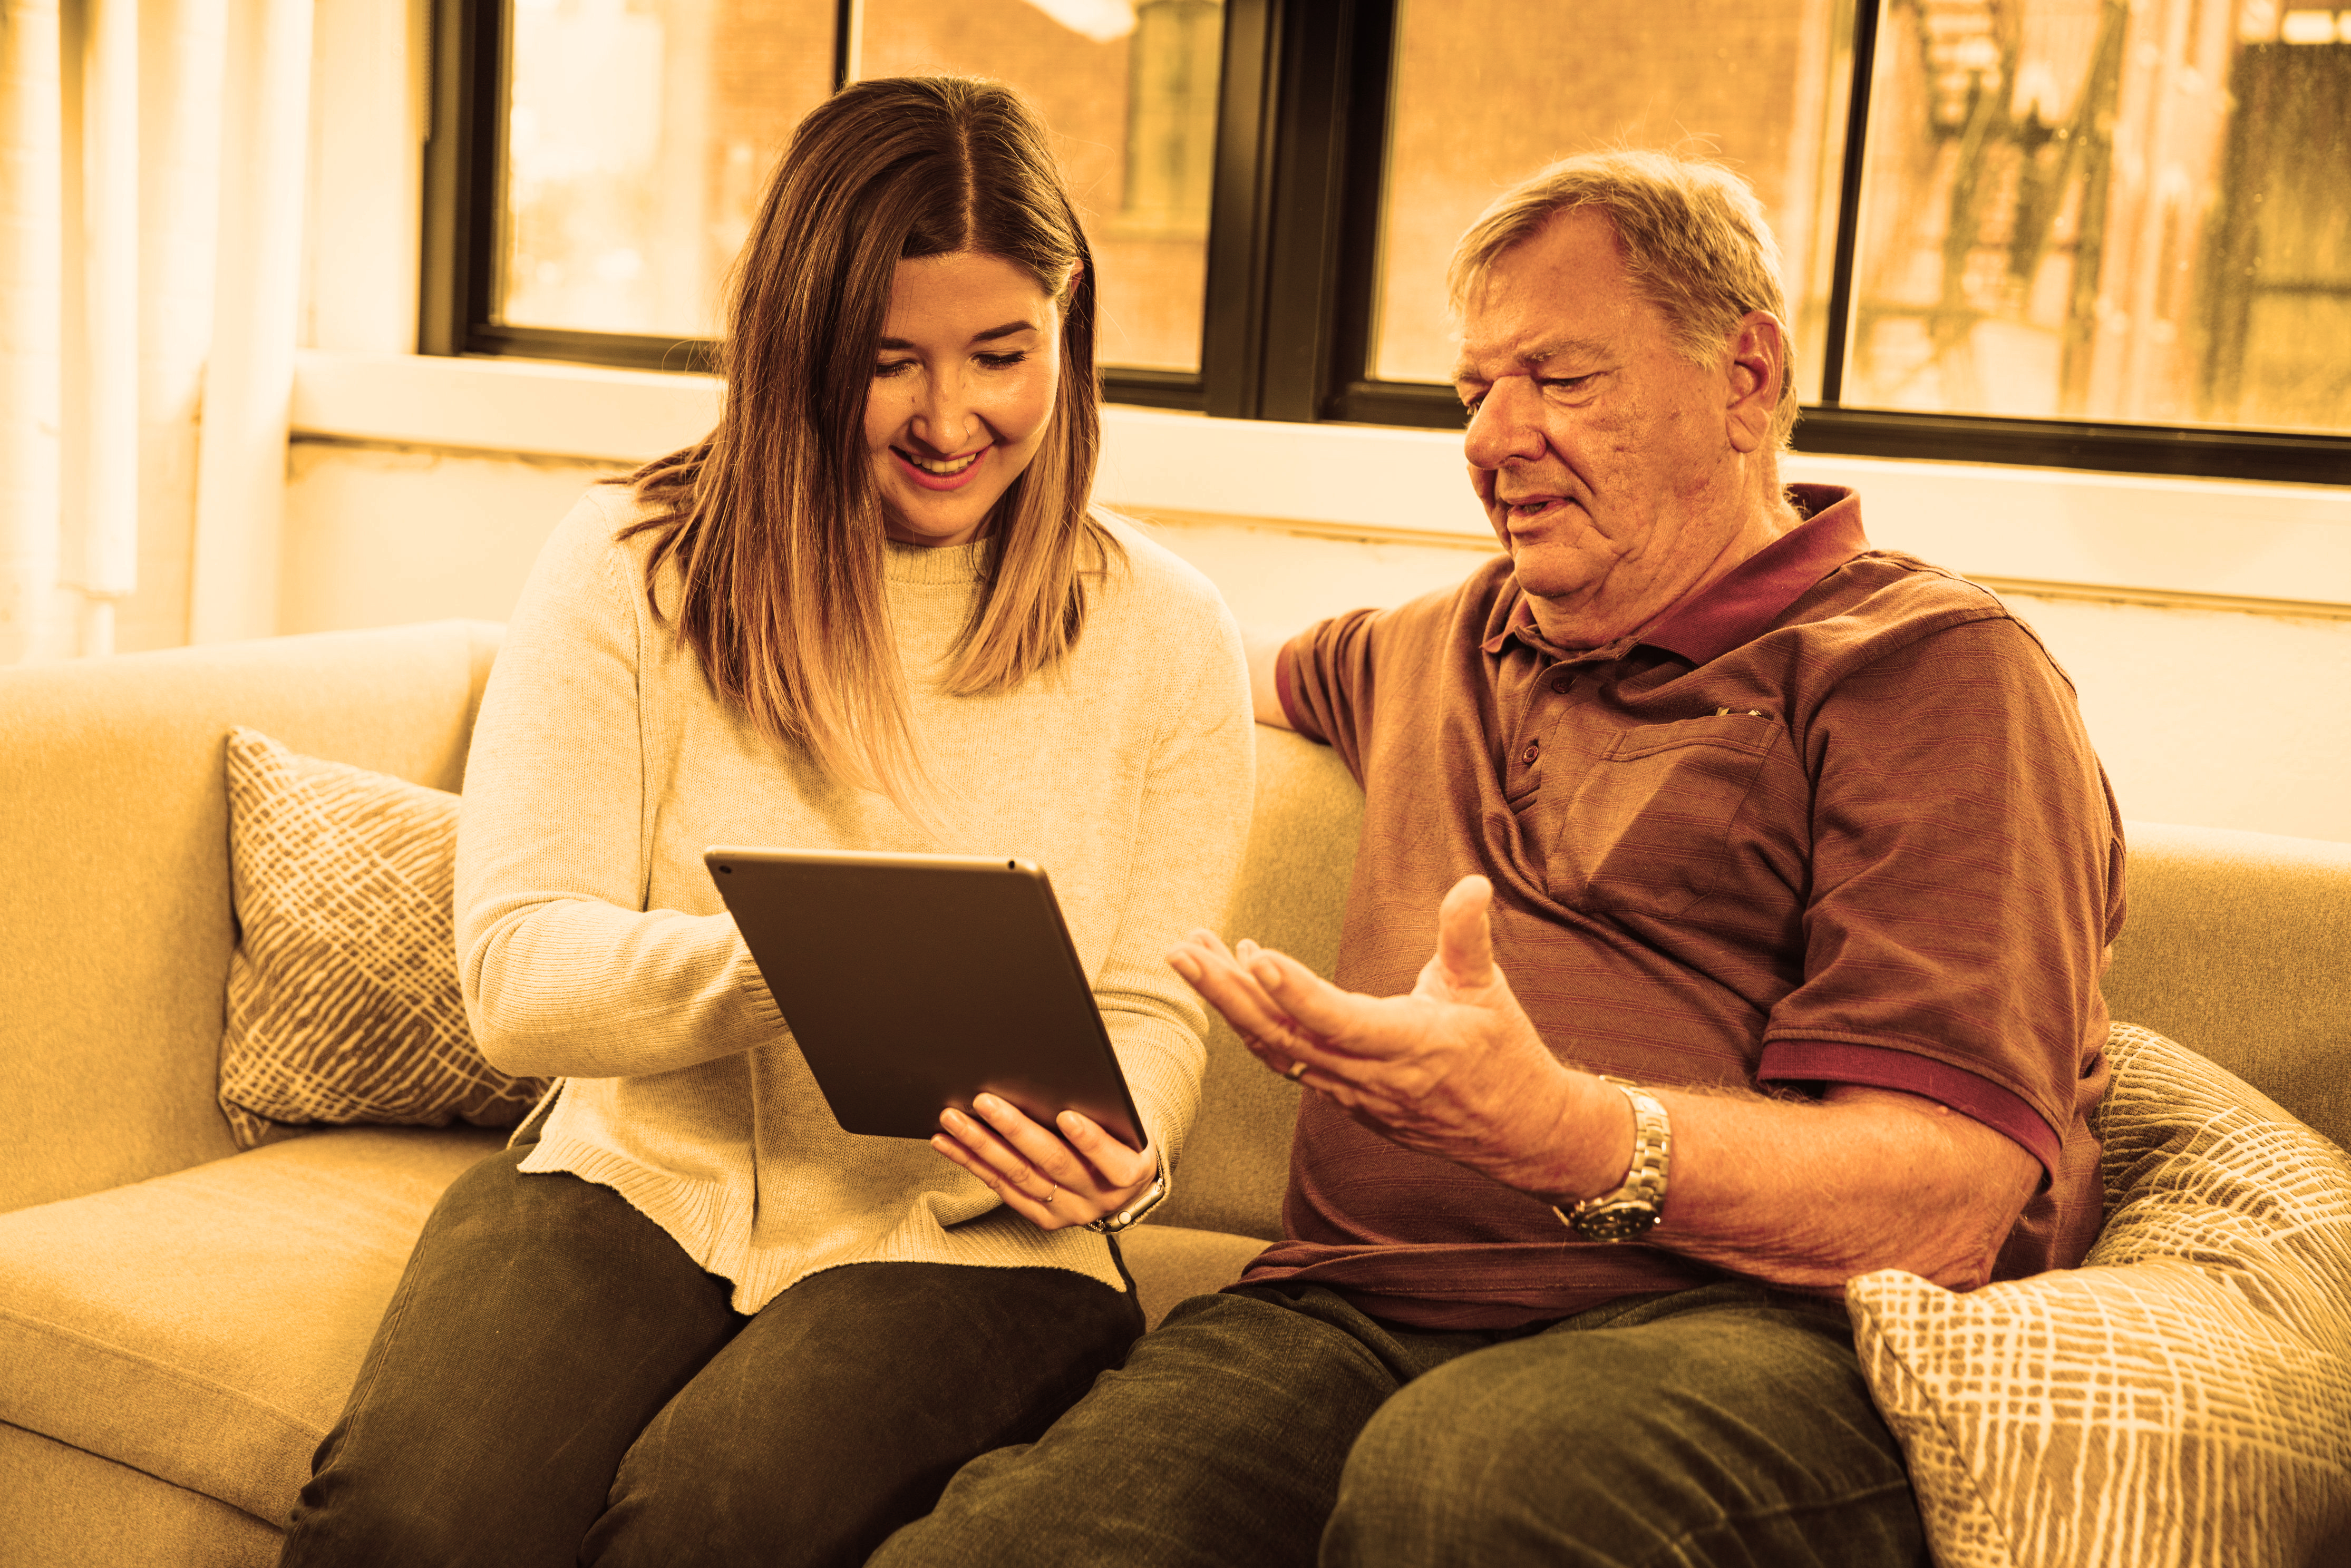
[217,728,549,1148]
[1847,1023,2351,1568]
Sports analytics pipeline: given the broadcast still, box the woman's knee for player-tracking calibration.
[588,1398,912,1568]
[281,1462,543,1568]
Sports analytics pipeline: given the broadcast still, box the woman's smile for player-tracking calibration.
[892,442,993,489]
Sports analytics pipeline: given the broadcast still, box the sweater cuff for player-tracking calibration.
[1104,1013,1205,1178]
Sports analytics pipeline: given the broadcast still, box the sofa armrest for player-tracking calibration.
[0,621,503,1215]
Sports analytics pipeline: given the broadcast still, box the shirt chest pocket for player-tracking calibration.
[1549,716,1782,919]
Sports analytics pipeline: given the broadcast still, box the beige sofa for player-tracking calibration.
[3,619,2347,1567]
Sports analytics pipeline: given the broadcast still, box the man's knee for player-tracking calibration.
[1325,1348,1595,1567]
[1325,1318,1926,1568]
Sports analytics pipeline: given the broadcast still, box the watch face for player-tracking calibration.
[1570,1201,1660,1242]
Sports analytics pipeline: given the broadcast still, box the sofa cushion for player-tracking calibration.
[1152,727,1362,1242]
[1845,1023,2351,1568]
[0,1126,506,1525]
[0,619,501,1216]
[0,1420,281,1568]
[218,728,548,1147]
[2104,822,2351,1155]
[1117,1224,1270,1329]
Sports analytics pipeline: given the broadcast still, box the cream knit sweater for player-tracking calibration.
[454,484,1254,1313]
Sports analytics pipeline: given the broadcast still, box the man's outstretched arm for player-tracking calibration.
[1167,875,2041,1293]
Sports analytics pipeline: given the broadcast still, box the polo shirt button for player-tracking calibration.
[1521,740,1541,764]
[1550,674,1571,694]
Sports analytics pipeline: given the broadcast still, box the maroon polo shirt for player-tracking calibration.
[1245,485,2125,1329]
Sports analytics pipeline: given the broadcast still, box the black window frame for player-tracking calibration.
[421,0,2351,486]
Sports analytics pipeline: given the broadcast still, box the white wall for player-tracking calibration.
[281,434,2351,845]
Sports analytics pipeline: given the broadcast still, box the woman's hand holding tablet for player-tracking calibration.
[929,1096,1160,1233]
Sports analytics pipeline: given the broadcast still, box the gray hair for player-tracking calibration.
[1449,149,1798,449]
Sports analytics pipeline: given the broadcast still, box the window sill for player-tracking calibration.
[290,350,2351,615]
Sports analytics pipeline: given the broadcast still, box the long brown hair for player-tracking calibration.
[620,76,1119,806]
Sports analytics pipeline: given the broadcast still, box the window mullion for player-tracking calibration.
[1201,0,1278,418]
[1815,0,1881,410]
[1252,0,1385,424]
[419,0,504,357]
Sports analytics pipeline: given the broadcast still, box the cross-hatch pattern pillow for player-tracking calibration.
[1845,1022,2351,1568]
[217,727,550,1148]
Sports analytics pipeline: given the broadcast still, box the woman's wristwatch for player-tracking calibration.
[1086,1167,1169,1233]
[1556,1076,1672,1242]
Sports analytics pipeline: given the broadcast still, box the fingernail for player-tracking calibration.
[1059,1110,1085,1136]
[1237,938,1259,959]
[975,1094,1000,1114]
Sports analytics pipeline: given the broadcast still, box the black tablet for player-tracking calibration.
[705,847,1145,1150]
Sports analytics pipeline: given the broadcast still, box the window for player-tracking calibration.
[1370,0,1850,400]
[1848,0,2351,435]
[423,0,2351,483]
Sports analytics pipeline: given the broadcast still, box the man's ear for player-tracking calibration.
[1723,312,1785,454]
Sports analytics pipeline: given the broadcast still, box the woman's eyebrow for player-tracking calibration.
[877,320,1042,350]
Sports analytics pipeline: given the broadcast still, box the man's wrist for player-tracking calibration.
[1526,1070,1639,1208]
[1557,1078,1672,1241]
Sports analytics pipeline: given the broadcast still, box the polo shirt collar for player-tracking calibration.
[1481,484,1868,666]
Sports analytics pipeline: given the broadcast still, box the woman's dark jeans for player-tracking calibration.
[277,1146,1141,1568]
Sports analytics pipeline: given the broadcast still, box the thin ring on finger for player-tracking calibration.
[1284,1058,1309,1083]
[1037,1182,1059,1205]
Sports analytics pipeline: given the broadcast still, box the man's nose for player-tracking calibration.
[1463,377,1544,472]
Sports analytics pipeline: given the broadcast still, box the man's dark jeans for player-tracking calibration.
[870,1280,1929,1568]
[276,1146,1142,1568]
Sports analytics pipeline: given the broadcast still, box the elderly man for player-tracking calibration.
[872,150,2122,1568]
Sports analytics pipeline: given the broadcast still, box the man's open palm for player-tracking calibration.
[1168,875,1607,1197]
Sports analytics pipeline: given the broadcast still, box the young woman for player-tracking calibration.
[278,77,1251,1568]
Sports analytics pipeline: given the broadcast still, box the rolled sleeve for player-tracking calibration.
[1760,617,2122,1147]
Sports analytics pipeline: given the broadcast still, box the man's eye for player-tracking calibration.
[1459,392,1485,415]
[1540,375,1593,393]
[976,351,1029,369]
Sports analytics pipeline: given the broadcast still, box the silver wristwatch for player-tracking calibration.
[1086,1167,1170,1234]
[1556,1076,1671,1242]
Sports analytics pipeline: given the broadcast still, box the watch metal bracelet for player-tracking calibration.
[1557,1075,1672,1242]
[1086,1166,1169,1234]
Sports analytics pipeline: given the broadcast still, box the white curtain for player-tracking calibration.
[0,0,310,664]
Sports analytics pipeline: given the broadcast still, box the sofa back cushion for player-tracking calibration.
[0,621,503,1215]
[1151,728,1363,1241]
[2103,821,2351,1154]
